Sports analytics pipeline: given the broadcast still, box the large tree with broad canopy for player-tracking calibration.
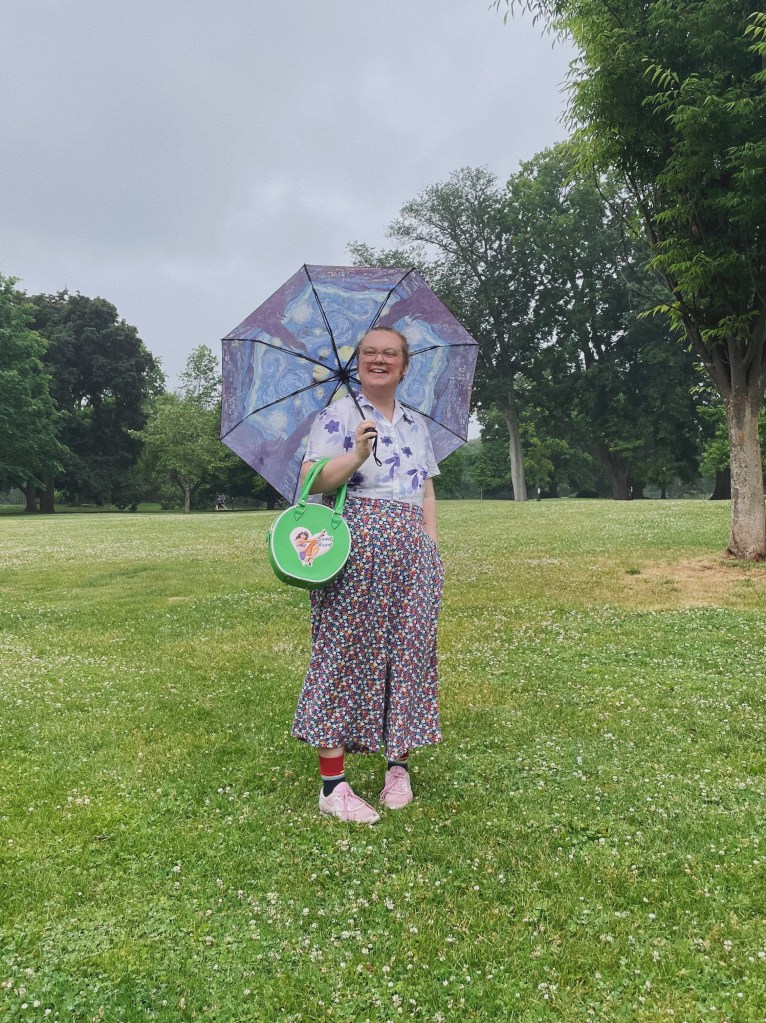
[496,0,766,557]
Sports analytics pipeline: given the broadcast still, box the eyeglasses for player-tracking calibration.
[359,347,403,361]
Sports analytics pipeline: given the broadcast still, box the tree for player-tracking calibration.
[179,344,221,410]
[0,275,63,506]
[507,145,702,499]
[28,291,162,507]
[497,0,766,557]
[140,346,226,513]
[432,441,481,499]
[385,167,544,502]
[212,453,283,509]
[140,394,224,513]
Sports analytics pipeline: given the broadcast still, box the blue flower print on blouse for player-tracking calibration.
[406,466,429,491]
[385,454,401,479]
[304,394,439,505]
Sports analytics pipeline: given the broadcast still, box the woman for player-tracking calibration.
[292,327,445,823]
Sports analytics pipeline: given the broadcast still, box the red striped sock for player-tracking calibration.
[319,752,345,796]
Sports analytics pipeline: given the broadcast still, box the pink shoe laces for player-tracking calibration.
[381,766,411,799]
[323,782,379,821]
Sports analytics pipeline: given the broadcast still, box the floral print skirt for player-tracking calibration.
[292,497,444,759]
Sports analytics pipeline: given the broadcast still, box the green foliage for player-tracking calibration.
[356,146,706,503]
[505,145,703,497]
[202,450,277,509]
[432,441,481,499]
[139,393,224,512]
[495,0,766,550]
[387,166,543,499]
[474,442,513,497]
[28,290,162,504]
[0,275,62,490]
[699,401,733,479]
[179,344,221,411]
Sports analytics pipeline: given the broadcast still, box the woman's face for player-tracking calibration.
[357,330,406,394]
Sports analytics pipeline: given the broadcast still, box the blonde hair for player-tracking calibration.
[357,327,410,369]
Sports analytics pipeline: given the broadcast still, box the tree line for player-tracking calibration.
[1,148,760,519]
[0,284,280,514]
[2,1,765,556]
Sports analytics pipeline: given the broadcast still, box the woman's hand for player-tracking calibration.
[302,421,377,494]
[354,419,378,460]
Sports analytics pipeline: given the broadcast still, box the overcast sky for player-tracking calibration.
[2,1,574,388]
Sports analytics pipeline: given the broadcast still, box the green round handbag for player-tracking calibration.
[266,458,352,589]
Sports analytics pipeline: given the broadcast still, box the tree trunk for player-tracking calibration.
[39,478,55,514]
[709,467,731,501]
[725,388,766,559]
[692,323,765,557]
[597,446,631,500]
[21,482,38,513]
[184,485,192,514]
[499,390,527,502]
[631,479,646,499]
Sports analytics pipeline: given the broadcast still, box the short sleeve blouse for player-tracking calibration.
[304,393,440,507]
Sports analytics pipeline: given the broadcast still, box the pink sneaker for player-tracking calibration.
[379,766,413,809]
[319,782,381,824]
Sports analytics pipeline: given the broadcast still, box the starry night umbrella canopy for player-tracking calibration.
[220,264,479,502]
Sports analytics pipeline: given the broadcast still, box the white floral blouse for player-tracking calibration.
[304,393,440,507]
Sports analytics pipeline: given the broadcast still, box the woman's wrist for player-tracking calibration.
[308,452,365,493]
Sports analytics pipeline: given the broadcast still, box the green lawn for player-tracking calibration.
[1,501,765,1022]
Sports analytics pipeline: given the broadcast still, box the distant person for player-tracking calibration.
[215,494,227,511]
[292,327,444,824]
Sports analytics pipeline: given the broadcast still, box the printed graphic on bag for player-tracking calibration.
[290,528,334,567]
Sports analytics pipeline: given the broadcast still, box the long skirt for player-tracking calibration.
[292,497,444,760]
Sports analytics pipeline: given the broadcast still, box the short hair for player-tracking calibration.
[357,327,410,369]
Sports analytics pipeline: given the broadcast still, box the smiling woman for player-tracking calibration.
[292,327,445,824]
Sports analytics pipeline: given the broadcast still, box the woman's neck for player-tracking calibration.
[363,392,396,422]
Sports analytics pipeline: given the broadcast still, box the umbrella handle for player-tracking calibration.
[349,391,382,467]
[296,457,348,523]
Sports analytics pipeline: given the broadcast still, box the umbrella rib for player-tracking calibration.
[224,334,339,372]
[302,268,375,448]
[398,401,470,444]
[365,267,416,334]
[301,266,382,462]
[340,265,413,381]
[410,342,481,356]
[304,264,345,369]
[219,380,335,441]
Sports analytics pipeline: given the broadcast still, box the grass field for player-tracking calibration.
[1,500,765,1023]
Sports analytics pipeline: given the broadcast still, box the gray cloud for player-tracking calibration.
[1,0,574,384]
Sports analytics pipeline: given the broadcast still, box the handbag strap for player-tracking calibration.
[297,458,348,526]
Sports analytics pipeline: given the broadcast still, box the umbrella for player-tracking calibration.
[220,264,478,502]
